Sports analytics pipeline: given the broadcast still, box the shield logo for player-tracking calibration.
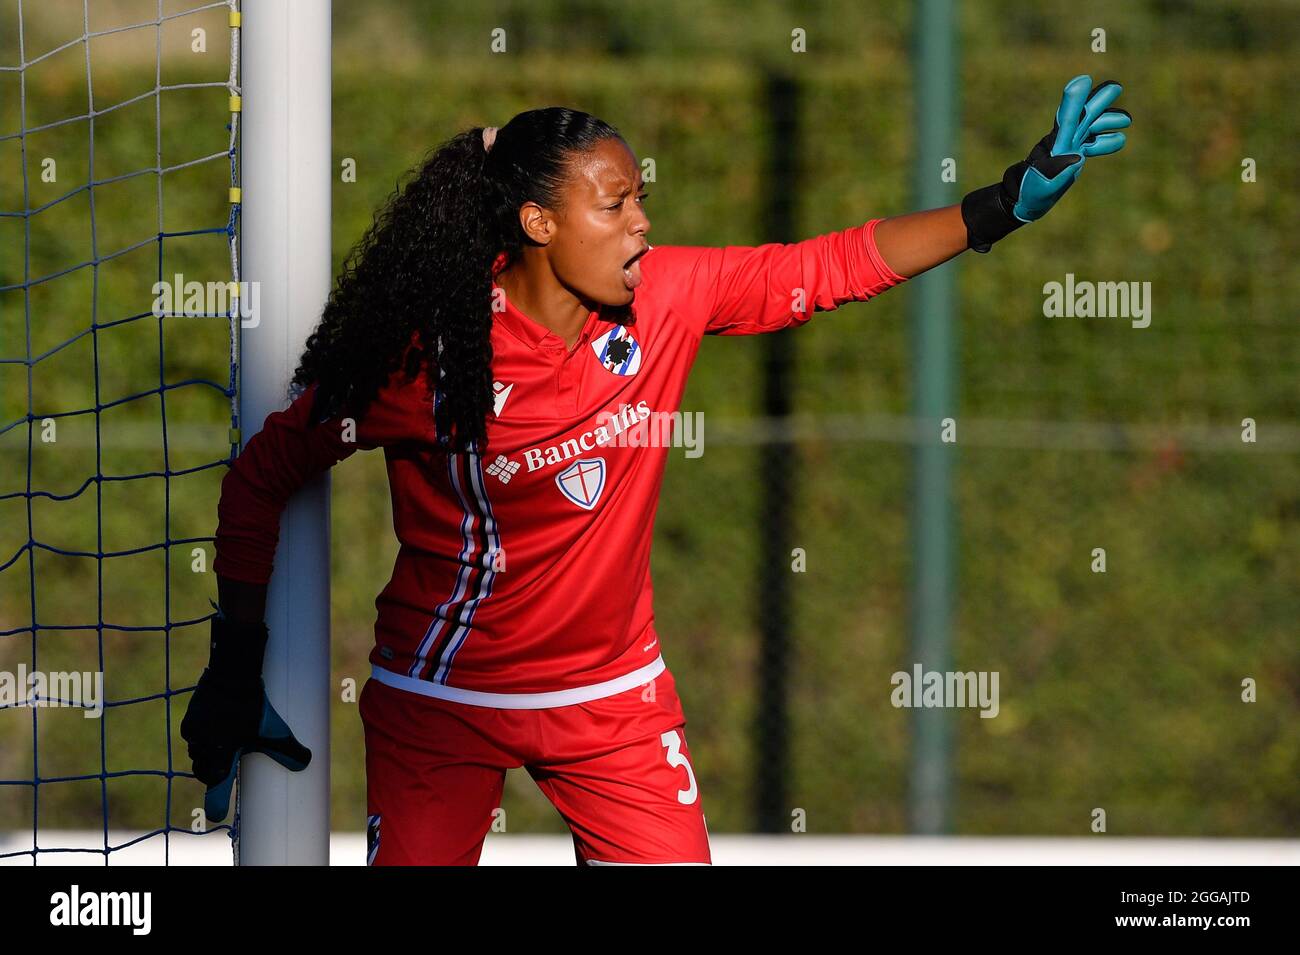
[556,457,606,510]
[591,325,642,376]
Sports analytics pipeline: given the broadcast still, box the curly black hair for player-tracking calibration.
[290,107,624,453]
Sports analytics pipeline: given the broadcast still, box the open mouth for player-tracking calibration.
[621,247,648,290]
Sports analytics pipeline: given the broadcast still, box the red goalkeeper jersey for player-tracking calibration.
[214,218,906,707]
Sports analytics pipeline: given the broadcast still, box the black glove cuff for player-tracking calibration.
[207,606,269,683]
[961,179,1027,253]
[197,666,264,700]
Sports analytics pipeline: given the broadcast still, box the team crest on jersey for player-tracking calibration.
[555,457,606,510]
[591,325,641,376]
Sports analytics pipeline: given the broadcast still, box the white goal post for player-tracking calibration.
[237,0,332,866]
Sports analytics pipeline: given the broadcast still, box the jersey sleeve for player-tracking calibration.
[648,217,907,338]
[213,365,437,585]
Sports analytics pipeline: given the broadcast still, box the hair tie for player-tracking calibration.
[482,126,499,152]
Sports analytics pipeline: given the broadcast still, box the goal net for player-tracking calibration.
[0,0,253,865]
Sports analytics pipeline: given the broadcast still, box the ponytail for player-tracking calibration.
[292,107,624,453]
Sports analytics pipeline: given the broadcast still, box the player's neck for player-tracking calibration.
[496,262,594,350]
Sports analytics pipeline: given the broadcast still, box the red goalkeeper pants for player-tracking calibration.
[359,665,712,865]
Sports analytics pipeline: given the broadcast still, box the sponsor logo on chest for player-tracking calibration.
[520,400,651,473]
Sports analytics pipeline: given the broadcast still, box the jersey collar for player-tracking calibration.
[491,280,631,354]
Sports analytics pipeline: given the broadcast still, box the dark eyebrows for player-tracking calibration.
[601,173,646,199]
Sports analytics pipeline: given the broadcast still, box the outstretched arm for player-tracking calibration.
[872,204,968,279]
[653,75,1132,337]
[876,74,1132,279]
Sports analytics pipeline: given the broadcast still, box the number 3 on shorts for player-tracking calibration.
[660,729,699,805]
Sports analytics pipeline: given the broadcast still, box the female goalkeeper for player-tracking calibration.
[182,77,1129,865]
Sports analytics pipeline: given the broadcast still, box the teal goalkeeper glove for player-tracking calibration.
[961,74,1131,252]
[180,605,312,823]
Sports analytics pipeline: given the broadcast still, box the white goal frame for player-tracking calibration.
[237,0,332,866]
